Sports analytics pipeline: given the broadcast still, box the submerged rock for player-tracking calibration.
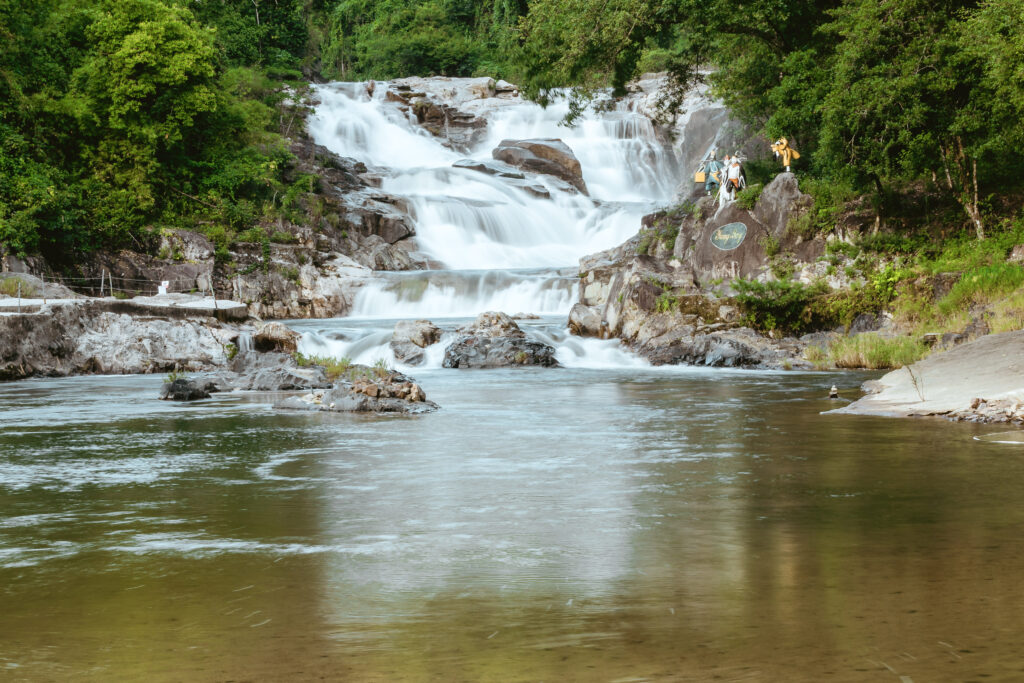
[442,311,559,369]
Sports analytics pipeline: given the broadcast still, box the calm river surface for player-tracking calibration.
[2,338,1024,681]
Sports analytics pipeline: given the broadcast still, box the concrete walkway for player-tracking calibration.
[0,294,249,321]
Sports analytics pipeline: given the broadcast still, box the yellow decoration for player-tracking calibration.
[771,138,800,168]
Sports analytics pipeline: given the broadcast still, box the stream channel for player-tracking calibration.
[3,82,1024,681]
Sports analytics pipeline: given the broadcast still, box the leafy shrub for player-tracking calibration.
[735,183,763,210]
[733,277,829,334]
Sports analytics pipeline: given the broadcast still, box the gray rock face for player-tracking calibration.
[390,319,442,366]
[492,139,589,195]
[159,378,214,401]
[217,351,332,392]
[442,311,559,368]
[0,302,236,380]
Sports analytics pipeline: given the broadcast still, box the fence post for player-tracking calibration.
[211,280,218,311]
[17,280,21,314]
[99,270,104,298]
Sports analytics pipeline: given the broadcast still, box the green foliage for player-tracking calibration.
[321,0,524,80]
[734,277,829,334]
[827,333,929,369]
[294,352,353,380]
[0,0,311,262]
[655,290,678,313]
[735,183,763,211]
[937,263,1024,316]
[225,342,238,361]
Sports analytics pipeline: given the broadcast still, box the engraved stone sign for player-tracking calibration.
[710,222,747,251]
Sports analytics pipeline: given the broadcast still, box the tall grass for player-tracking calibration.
[936,262,1024,316]
[0,277,36,298]
[827,333,929,369]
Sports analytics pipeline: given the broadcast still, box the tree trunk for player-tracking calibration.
[939,138,985,240]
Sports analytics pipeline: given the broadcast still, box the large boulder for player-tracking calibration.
[442,311,559,369]
[253,321,300,353]
[390,319,442,366]
[492,139,589,195]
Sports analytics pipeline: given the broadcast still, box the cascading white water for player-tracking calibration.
[305,80,686,366]
[348,270,576,318]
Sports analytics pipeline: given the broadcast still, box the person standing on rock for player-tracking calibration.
[704,152,724,196]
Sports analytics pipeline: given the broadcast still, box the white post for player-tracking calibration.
[17,280,21,314]
[99,270,105,298]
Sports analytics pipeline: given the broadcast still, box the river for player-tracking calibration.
[4,80,1024,681]
[4,357,1024,681]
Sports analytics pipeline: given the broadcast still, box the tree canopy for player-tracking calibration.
[2,0,1022,261]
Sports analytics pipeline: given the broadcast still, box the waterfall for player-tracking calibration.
[237,332,254,355]
[305,79,690,366]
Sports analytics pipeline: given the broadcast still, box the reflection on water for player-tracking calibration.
[3,366,1024,681]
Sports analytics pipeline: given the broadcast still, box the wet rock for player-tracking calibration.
[492,139,589,195]
[568,302,605,337]
[254,321,301,354]
[452,159,525,179]
[442,311,559,369]
[390,319,442,366]
[159,378,215,401]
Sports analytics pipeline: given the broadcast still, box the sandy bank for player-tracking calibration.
[834,330,1024,422]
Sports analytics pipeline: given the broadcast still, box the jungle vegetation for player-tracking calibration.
[1,0,1022,263]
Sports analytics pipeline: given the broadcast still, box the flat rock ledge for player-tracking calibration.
[833,330,1024,423]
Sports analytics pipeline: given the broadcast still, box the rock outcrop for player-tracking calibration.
[491,139,589,195]
[0,302,239,380]
[276,366,438,414]
[570,173,833,368]
[442,311,558,369]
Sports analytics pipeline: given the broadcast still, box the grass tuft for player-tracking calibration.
[827,333,928,369]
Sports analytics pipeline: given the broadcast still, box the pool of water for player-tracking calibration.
[2,354,1024,681]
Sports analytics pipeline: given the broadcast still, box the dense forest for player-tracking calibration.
[1,0,1022,263]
